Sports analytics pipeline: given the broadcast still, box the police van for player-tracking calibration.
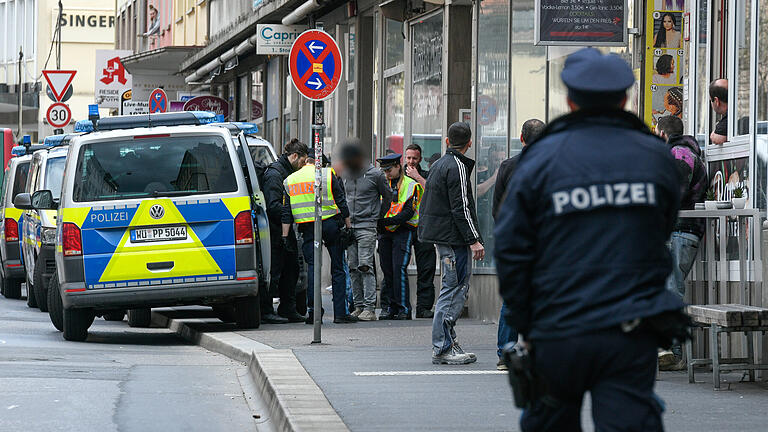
[28,112,270,341]
[0,153,33,300]
[15,136,72,314]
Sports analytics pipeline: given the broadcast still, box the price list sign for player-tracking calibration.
[535,0,628,46]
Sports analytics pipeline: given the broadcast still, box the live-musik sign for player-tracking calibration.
[535,0,627,46]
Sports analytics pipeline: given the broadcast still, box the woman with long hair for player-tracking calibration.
[652,54,676,85]
[653,13,681,48]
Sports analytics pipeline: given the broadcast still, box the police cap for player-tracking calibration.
[561,48,634,93]
[377,153,402,168]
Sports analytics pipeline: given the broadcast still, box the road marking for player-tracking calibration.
[7,405,19,410]
[0,339,5,344]
[354,370,506,376]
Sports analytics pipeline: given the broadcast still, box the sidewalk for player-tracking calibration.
[161,292,768,431]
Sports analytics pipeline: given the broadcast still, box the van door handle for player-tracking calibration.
[147,261,174,271]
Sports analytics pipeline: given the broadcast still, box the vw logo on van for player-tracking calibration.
[149,204,165,220]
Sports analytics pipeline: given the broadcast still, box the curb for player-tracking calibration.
[152,310,349,432]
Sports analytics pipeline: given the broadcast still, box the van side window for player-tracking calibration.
[11,162,30,202]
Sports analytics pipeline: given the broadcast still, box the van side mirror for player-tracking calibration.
[13,193,32,210]
[31,190,57,210]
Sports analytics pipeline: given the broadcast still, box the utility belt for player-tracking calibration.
[503,309,692,409]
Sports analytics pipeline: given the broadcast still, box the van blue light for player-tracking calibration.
[43,134,77,147]
[74,120,94,133]
[211,121,259,135]
[11,145,26,156]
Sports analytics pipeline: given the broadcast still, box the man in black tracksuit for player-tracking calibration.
[260,139,309,324]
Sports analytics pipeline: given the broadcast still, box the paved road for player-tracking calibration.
[0,290,263,432]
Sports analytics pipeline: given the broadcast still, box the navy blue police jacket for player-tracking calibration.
[494,108,685,341]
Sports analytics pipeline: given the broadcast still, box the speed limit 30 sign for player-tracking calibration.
[46,102,72,128]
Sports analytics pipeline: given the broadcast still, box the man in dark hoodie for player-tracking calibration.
[259,139,310,324]
[655,115,708,370]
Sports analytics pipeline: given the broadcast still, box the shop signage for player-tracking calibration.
[95,50,132,108]
[643,4,685,128]
[183,95,230,119]
[256,24,307,55]
[289,30,343,101]
[121,101,149,115]
[53,8,115,44]
[534,0,627,46]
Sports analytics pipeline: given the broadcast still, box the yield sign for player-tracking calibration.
[42,70,77,102]
[289,30,343,101]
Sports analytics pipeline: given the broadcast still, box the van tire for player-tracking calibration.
[63,308,94,342]
[103,311,126,321]
[3,277,21,299]
[127,308,152,328]
[212,305,236,323]
[33,262,48,312]
[233,296,261,329]
[26,278,37,308]
[47,274,63,332]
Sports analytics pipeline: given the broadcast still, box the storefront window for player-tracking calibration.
[348,24,356,137]
[510,1,546,140]
[475,0,510,269]
[251,70,264,132]
[695,0,710,145]
[734,0,752,136]
[237,74,249,121]
[755,2,768,209]
[373,13,380,155]
[410,12,443,164]
[384,18,406,155]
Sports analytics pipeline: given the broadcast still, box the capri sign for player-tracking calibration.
[256,24,308,55]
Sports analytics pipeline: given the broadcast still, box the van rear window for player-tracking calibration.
[11,162,30,201]
[72,135,238,202]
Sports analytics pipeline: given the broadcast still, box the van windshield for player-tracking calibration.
[45,156,66,199]
[72,135,238,202]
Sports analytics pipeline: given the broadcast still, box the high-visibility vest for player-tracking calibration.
[284,164,339,223]
[384,175,422,231]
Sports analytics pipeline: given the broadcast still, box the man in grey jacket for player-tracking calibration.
[339,141,393,321]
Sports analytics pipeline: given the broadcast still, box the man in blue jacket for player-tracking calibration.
[495,48,686,431]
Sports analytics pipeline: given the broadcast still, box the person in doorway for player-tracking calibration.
[491,118,545,370]
[404,144,437,318]
[260,139,310,324]
[655,115,708,371]
[339,141,392,321]
[144,5,160,37]
[419,122,485,365]
[495,48,686,431]
[282,154,358,324]
[709,78,729,145]
[377,153,422,320]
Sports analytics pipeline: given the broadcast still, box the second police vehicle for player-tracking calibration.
[24,112,271,341]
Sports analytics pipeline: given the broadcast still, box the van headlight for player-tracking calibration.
[42,227,57,245]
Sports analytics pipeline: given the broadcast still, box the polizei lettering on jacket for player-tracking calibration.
[552,183,657,215]
[90,211,129,223]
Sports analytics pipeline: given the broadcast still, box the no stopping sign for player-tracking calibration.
[46,102,72,128]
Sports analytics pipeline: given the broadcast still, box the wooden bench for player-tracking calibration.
[686,304,768,389]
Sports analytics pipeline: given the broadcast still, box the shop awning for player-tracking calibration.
[122,47,201,74]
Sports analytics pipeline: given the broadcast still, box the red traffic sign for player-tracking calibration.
[46,102,72,128]
[289,30,343,101]
[42,70,76,102]
[148,88,168,113]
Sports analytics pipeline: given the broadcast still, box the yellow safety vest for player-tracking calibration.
[384,175,422,231]
[284,164,339,224]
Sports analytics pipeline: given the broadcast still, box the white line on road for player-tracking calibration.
[354,370,506,376]
[7,405,19,410]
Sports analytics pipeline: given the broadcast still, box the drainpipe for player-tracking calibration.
[282,0,323,25]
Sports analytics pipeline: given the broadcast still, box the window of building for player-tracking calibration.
[694,0,710,145]
[251,69,264,132]
[410,12,442,163]
[733,0,752,137]
[237,74,250,121]
[755,2,768,209]
[383,18,405,156]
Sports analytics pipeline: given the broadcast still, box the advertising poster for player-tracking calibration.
[644,4,685,127]
[708,157,749,203]
[535,0,627,46]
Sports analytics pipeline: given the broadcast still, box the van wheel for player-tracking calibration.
[26,278,37,308]
[233,296,261,329]
[33,262,48,312]
[47,274,63,332]
[127,308,152,328]
[212,305,236,323]
[63,308,94,341]
[3,277,21,299]
[103,311,126,321]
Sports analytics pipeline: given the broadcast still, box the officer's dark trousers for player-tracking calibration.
[299,218,347,319]
[260,230,299,317]
[521,328,663,432]
[378,228,413,316]
[413,236,436,313]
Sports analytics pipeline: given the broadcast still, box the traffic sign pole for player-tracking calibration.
[312,101,324,344]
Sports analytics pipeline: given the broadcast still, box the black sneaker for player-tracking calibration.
[279,312,306,323]
[392,312,410,320]
[262,313,289,324]
[334,314,359,324]
[378,310,393,320]
[416,309,434,319]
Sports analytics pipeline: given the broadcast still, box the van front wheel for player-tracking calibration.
[233,296,261,329]
[127,308,152,327]
[63,308,94,342]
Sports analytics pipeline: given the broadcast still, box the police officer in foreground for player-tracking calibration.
[495,48,687,431]
[282,153,359,324]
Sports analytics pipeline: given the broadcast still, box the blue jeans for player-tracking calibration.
[497,303,518,358]
[665,231,700,299]
[300,218,348,319]
[432,244,470,355]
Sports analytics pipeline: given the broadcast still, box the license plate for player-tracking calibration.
[131,226,187,243]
